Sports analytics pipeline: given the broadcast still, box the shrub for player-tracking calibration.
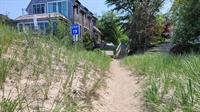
[83,32,94,50]
[0,14,16,27]
[170,43,200,54]
[172,0,200,43]
[54,20,70,39]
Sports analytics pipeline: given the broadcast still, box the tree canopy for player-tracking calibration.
[171,0,200,44]
[97,11,128,45]
[106,0,166,51]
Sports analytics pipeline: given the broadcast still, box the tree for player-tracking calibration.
[106,0,166,52]
[0,14,16,27]
[97,11,127,45]
[171,0,200,44]
[150,14,170,44]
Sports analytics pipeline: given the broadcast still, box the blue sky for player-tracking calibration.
[0,0,172,19]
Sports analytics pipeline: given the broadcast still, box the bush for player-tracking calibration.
[54,20,71,39]
[46,18,73,46]
[172,0,200,43]
[170,43,200,54]
[0,14,16,27]
[83,32,94,50]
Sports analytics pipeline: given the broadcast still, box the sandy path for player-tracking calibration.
[93,60,144,112]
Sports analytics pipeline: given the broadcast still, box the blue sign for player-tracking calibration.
[71,24,80,36]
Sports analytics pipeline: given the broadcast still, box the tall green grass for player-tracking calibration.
[123,52,200,112]
[0,24,111,111]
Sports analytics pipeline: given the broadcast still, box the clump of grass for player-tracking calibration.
[77,50,111,71]
[123,52,200,111]
[0,96,24,112]
[0,24,111,111]
[0,59,11,88]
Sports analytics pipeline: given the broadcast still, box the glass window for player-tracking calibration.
[53,3,57,12]
[45,23,48,29]
[24,23,35,31]
[41,4,45,13]
[38,23,44,30]
[33,5,36,14]
[48,3,57,13]
[48,3,53,13]
[33,4,45,14]
[36,4,41,13]
[38,22,49,31]
[58,2,62,14]
[47,1,67,17]
[30,23,34,30]
[19,24,23,32]
[25,24,30,30]
[62,1,67,16]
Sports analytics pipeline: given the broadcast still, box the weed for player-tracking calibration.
[0,24,111,111]
[0,97,24,112]
[123,53,200,111]
[0,59,11,88]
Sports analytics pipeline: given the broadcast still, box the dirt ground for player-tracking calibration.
[92,60,144,112]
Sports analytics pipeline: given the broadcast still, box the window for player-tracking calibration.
[38,22,48,30]
[38,23,45,30]
[33,4,45,14]
[24,23,34,31]
[41,4,45,13]
[48,3,57,13]
[48,1,67,17]
[58,2,62,13]
[19,24,23,32]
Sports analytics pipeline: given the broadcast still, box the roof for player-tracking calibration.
[26,0,96,20]
[26,0,47,12]
[75,0,94,17]
[16,13,69,21]
[93,26,102,34]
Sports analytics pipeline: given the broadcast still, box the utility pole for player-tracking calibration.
[22,8,25,16]
[5,11,9,16]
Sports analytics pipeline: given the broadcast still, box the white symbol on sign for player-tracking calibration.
[73,30,77,34]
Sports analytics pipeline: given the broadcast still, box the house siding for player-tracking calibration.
[26,0,47,15]
[27,0,73,18]
[17,0,101,43]
[68,0,74,21]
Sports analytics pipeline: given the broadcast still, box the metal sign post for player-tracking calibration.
[71,24,80,43]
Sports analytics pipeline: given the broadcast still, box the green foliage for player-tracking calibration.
[106,0,166,51]
[151,37,166,45]
[155,15,165,37]
[83,32,94,50]
[0,97,24,112]
[97,11,126,45]
[54,19,71,39]
[123,53,200,111]
[171,0,200,43]
[0,24,112,111]
[118,28,129,44]
[0,25,15,55]
[151,14,166,44]
[0,59,11,88]
[0,14,16,27]
[46,18,72,44]
[45,18,73,46]
[79,50,111,71]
